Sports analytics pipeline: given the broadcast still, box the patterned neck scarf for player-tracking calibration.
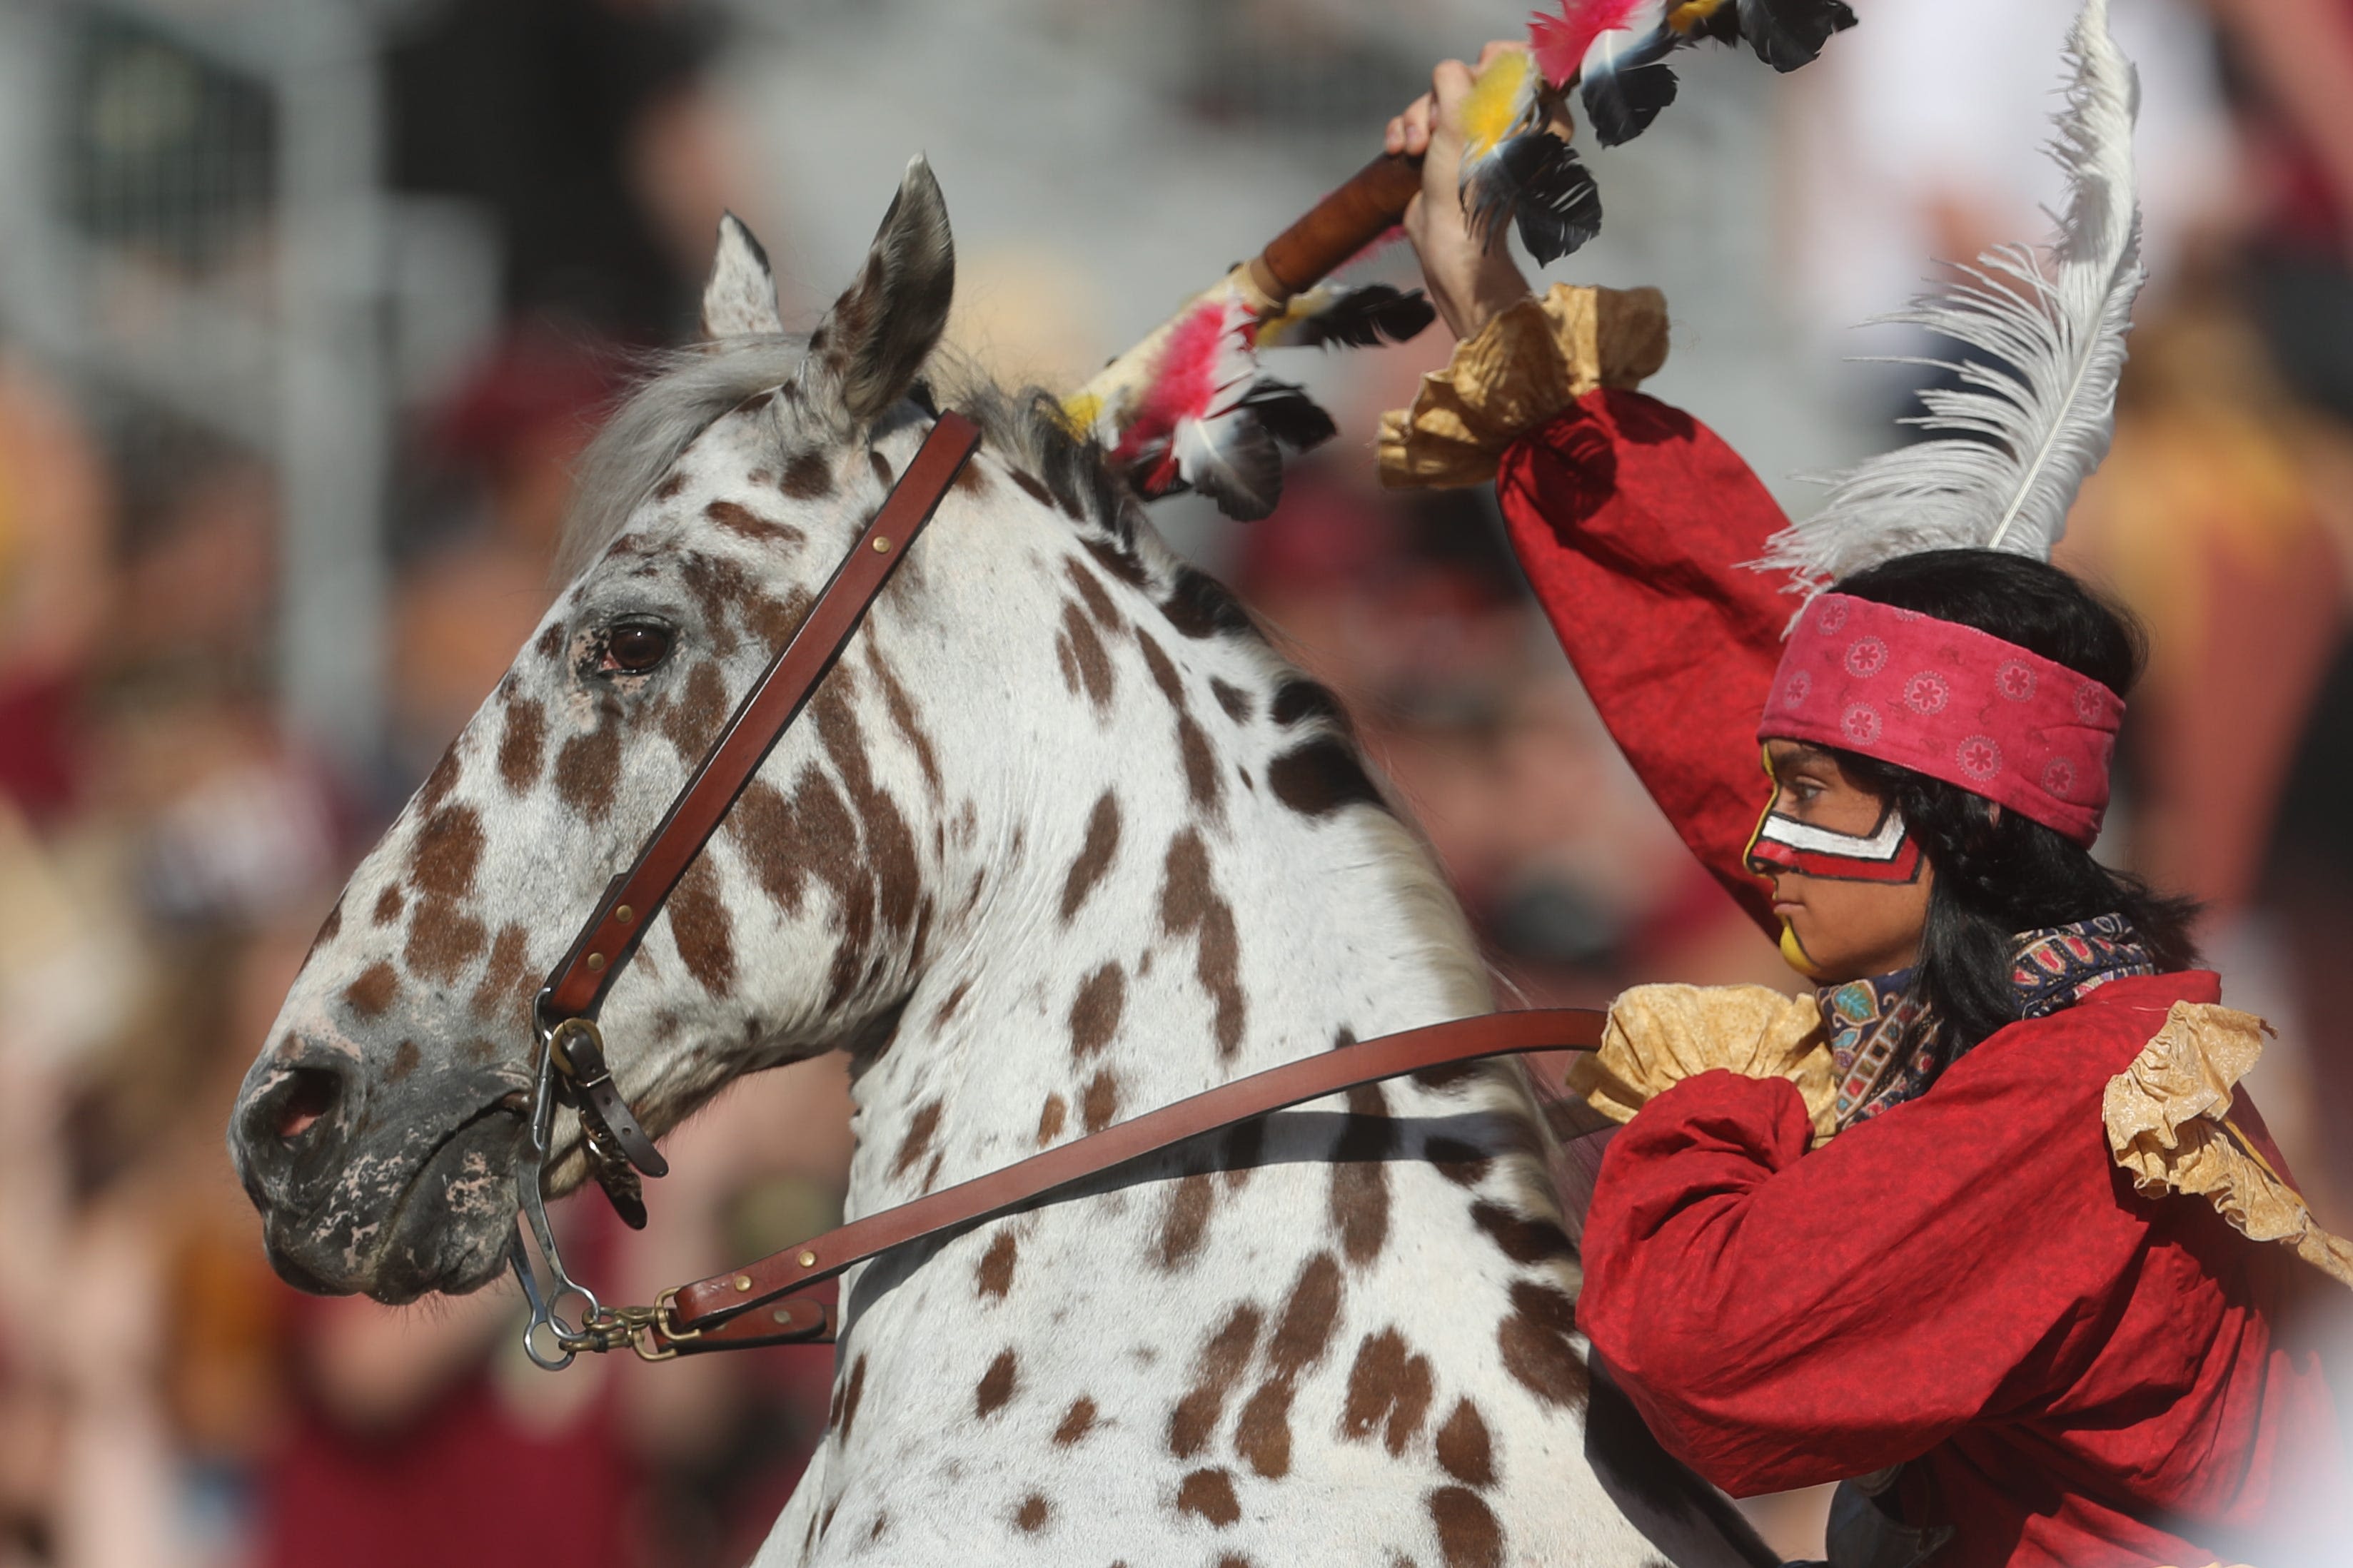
[1825,913,2156,1128]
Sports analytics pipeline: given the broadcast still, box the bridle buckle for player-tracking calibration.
[653,1285,701,1345]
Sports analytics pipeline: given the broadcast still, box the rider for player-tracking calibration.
[1384,45,2349,1568]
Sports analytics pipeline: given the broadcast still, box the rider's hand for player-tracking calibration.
[1386,42,1537,341]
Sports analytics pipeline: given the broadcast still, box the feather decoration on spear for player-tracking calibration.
[1253,281,1436,349]
[1538,0,1679,147]
[1531,0,1855,146]
[1077,289,1335,521]
[1757,0,2143,592]
[1473,0,1849,261]
[1067,10,1854,520]
[1454,45,1605,265]
[1718,0,1867,74]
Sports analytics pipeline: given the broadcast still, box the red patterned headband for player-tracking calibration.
[1757,594,2124,846]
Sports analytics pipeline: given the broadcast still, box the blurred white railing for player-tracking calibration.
[0,0,495,772]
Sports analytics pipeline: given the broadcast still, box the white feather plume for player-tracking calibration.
[1758,0,2145,594]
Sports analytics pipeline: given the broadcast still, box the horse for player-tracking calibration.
[228,158,1778,1568]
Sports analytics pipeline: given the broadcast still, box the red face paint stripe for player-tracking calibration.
[1749,831,1924,884]
[1745,806,1923,884]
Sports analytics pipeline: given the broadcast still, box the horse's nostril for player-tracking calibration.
[275,1067,341,1142]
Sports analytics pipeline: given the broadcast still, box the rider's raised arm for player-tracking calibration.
[1389,59,1791,936]
[1494,379,1790,936]
[1388,325,1793,937]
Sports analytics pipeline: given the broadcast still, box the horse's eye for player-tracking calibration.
[603,622,674,675]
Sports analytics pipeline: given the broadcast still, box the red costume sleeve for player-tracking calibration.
[1573,1048,2150,1497]
[1495,389,1793,934]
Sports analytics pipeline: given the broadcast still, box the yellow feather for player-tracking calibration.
[1252,287,1329,350]
[1670,0,1730,32]
[1058,391,1103,437]
[1461,49,1537,160]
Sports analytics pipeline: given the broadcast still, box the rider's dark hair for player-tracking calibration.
[1822,550,2202,1051]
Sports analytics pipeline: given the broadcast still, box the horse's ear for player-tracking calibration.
[702,213,785,339]
[805,156,954,425]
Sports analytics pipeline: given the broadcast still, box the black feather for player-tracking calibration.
[1276,285,1437,350]
[1581,45,1679,147]
[1239,377,1338,453]
[1162,379,1336,520]
[1466,133,1602,263]
[1733,0,1856,72]
[1463,163,1520,254]
[1682,5,1744,47]
[1505,137,1604,266]
[1178,411,1286,521]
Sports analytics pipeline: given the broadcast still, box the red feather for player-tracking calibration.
[1529,0,1658,86]
[1111,294,1259,492]
[1111,299,1230,463]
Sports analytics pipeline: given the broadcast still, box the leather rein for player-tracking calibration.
[505,408,1605,1370]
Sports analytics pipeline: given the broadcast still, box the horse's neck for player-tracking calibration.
[848,806,1493,1193]
[840,589,1496,1215]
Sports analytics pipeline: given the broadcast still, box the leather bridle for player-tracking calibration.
[505,408,1605,1370]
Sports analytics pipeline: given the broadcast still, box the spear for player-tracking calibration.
[1071,4,1853,520]
[1060,50,1566,522]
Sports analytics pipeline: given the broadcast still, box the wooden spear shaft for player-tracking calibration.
[1248,150,1427,305]
[1070,35,1565,435]
[1067,150,1427,430]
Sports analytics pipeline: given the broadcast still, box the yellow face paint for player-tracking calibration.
[1461,49,1536,158]
[1779,921,1825,980]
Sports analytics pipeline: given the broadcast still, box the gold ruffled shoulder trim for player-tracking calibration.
[1376,283,1671,491]
[1566,983,1838,1148]
[2103,1001,2353,1290]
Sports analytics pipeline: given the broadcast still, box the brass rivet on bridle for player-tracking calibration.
[797,1250,817,1268]
[615,905,634,925]
[733,1274,752,1293]
[585,952,607,973]
[872,536,892,554]
[773,1308,793,1325]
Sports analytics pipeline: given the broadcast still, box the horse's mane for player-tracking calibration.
[555,336,1139,582]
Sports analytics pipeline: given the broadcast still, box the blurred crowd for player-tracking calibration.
[1,6,849,1567]
[2,0,2352,1564]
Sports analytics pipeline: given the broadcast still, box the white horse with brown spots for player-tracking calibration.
[229,160,1777,1568]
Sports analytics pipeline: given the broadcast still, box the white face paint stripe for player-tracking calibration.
[1755,808,1910,863]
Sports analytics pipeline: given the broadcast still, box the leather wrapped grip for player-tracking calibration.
[1256,152,1426,302]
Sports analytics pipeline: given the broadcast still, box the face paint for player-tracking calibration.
[1745,803,1924,884]
[1778,921,1823,978]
